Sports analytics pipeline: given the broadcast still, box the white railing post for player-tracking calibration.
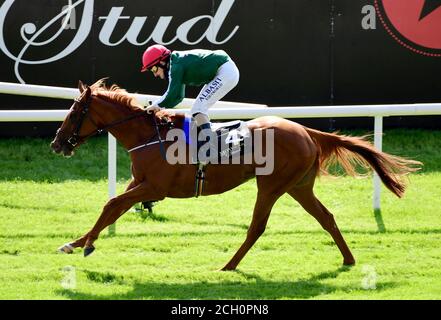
[373,116,383,211]
[108,133,117,235]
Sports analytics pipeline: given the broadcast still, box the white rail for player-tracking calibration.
[1,82,440,215]
[0,81,268,109]
[2,104,441,121]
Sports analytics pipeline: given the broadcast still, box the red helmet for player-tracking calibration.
[141,44,171,72]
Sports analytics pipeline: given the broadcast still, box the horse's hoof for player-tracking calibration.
[84,246,95,257]
[220,265,236,271]
[58,243,74,254]
[343,259,356,266]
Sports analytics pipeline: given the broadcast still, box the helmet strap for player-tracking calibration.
[159,59,170,73]
[157,59,170,79]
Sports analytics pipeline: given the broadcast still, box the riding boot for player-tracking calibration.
[193,113,215,163]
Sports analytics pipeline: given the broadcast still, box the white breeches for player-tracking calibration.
[191,59,240,116]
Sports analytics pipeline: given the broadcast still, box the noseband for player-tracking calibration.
[66,96,95,148]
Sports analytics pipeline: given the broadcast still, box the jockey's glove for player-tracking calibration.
[145,104,162,114]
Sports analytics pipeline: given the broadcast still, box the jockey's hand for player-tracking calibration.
[145,104,162,114]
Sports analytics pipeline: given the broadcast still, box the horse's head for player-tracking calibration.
[51,80,97,157]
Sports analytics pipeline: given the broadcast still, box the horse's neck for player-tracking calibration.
[94,99,155,151]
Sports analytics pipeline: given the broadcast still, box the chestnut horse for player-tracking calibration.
[51,79,421,270]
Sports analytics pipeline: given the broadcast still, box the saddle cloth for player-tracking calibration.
[183,116,251,164]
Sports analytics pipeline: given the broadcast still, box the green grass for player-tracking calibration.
[0,129,441,300]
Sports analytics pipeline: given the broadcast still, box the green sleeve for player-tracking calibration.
[157,65,185,108]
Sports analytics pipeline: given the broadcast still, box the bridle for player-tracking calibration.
[65,95,96,148]
[65,95,171,156]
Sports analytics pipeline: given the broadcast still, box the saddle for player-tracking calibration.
[183,116,252,197]
[184,116,251,163]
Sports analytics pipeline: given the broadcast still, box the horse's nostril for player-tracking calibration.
[51,140,62,153]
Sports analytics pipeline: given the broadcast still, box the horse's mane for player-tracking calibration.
[90,78,144,112]
[88,78,185,123]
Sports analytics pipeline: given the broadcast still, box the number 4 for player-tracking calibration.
[225,131,241,146]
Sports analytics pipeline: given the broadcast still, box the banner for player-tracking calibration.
[1,0,440,136]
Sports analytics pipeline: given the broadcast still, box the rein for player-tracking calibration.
[128,113,170,159]
[67,96,148,148]
[126,115,166,154]
[67,96,170,158]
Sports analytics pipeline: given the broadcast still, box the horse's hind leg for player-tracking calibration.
[221,190,280,271]
[288,186,355,266]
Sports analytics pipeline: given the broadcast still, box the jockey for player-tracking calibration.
[140,44,240,136]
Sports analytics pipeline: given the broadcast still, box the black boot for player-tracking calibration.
[197,122,214,163]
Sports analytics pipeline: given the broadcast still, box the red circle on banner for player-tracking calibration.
[375,0,441,56]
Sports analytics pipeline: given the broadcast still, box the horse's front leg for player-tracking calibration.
[58,180,138,254]
[59,180,159,255]
[82,181,161,256]
[81,196,133,257]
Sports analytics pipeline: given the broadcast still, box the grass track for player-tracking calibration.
[0,129,440,299]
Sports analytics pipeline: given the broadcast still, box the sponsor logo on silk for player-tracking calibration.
[199,78,223,102]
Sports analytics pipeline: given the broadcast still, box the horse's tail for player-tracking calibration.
[303,127,422,198]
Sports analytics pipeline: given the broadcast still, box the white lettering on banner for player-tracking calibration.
[62,4,76,30]
[0,0,93,84]
[0,0,239,83]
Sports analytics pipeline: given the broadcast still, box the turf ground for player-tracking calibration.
[0,129,440,299]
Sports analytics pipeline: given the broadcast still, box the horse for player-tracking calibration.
[51,79,421,271]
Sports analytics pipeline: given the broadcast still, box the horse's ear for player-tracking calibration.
[78,80,87,93]
[84,86,91,99]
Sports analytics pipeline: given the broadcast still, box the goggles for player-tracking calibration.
[149,65,159,73]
